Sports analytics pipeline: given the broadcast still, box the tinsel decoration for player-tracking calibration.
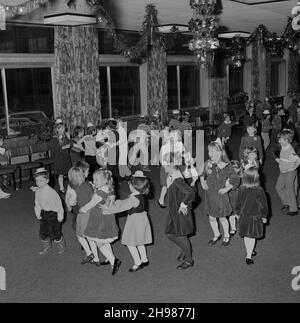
[1,0,49,18]
[230,36,246,68]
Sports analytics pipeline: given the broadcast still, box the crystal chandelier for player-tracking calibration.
[188,0,220,68]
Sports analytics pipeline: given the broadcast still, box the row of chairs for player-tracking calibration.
[0,142,54,190]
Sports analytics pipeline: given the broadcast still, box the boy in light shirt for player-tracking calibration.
[275,129,300,216]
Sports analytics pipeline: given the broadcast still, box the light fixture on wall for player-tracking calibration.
[188,0,220,68]
[44,13,96,26]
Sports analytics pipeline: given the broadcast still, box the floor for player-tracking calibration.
[0,127,300,303]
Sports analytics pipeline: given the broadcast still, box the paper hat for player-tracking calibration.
[263,110,270,115]
[87,122,96,128]
[55,118,63,124]
[132,170,147,178]
[172,109,180,115]
[183,112,190,116]
[35,168,49,175]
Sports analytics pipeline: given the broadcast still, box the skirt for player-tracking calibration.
[122,212,152,247]
[76,211,91,238]
[239,215,264,239]
[54,150,72,175]
[205,190,232,218]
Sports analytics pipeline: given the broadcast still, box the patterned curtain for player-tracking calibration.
[252,39,260,100]
[209,76,228,121]
[265,50,271,98]
[147,42,168,122]
[54,26,101,132]
[287,50,298,97]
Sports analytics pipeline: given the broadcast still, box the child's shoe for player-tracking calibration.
[246,258,254,265]
[177,260,194,270]
[39,240,52,255]
[55,238,66,254]
[81,254,94,265]
[281,205,289,212]
[112,258,122,275]
[287,211,298,216]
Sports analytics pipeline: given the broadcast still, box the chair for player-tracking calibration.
[31,142,55,175]
[0,154,18,191]
[8,146,44,189]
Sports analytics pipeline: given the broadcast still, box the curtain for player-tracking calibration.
[265,50,271,98]
[54,26,101,132]
[209,76,228,120]
[147,42,168,122]
[252,39,260,100]
[287,50,298,97]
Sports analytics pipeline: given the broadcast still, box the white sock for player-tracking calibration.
[128,246,142,266]
[229,215,237,231]
[209,216,220,238]
[159,186,167,205]
[137,245,148,263]
[88,240,99,262]
[99,244,115,266]
[77,237,91,256]
[220,218,230,239]
[244,237,256,259]
[58,175,64,191]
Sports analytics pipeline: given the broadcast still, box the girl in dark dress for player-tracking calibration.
[51,121,72,193]
[200,139,240,246]
[235,167,268,265]
[163,152,196,270]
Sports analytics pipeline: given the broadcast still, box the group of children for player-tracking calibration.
[2,103,300,272]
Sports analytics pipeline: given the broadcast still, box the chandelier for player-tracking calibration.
[188,0,220,68]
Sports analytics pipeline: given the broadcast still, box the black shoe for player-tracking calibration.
[90,260,101,267]
[252,251,257,257]
[177,253,185,263]
[230,230,237,236]
[81,254,94,265]
[246,258,254,265]
[112,259,122,276]
[158,201,166,209]
[129,265,142,272]
[177,260,194,270]
[281,205,289,212]
[208,235,222,245]
[287,211,298,216]
[221,237,231,247]
[140,261,150,269]
[100,260,110,266]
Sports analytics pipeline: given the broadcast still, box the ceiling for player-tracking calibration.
[0,0,296,34]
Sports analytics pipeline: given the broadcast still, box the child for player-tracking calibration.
[104,171,152,272]
[51,120,72,194]
[80,169,121,275]
[200,139,240,246]
[66,165,98,265]
[169,110,181,131]
[33,168,65,255]
[239,124,263,164]
[163,152,196,270]
[78,123,98,181]
[235,167,268,265]
[275,129,300,216]
[217,113,237,145]
[261,110,272,151]
[242,147,260,171]
[70,126,85,164]
[228,160,241,236]
[271,106,283,146]
[294,104,300,143]
[0,136,10,199]
[137,115,151,172]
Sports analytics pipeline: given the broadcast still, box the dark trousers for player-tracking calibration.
[85,156,98,181]
[167,234,193,263]
[39,210,62,241]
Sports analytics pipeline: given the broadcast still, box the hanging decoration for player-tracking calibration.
[0,0,49,18]
[230,36,246,68]
[291,1,300,31]
[188,0,220,68]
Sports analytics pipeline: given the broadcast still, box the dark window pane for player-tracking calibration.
[99,31,139,55]
[100,67,110,119]
[271,63,279,97]
[0,24,54,54]
[5,68,53,137]
[167,66,178,110]
[180,65,200,108]
[110,67,140,117]
[229,65,243,97]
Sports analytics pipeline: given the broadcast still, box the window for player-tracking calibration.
[99,31,139,55]
[100,66,141,118]
[0,24,54,53]
[271,62,279,97]
[0,68,54,138]
[167,65,200,110]
[229,65,243,97]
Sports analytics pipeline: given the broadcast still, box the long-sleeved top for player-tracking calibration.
[78,135,97,157]
[261,119,272,133]
[218,121,233,138]
[278,144,300,173]
[239,135,263,161]
[34,184,64,220]
[272,115,282,132]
